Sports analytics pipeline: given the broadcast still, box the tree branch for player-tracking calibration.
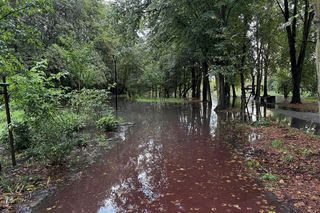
[274,0,285,17]
[0,4,34,21]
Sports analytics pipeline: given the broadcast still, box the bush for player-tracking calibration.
[0,111,31,151]
[13,121,31,151]
[30,112,81,165]
[70,89,111,125]
[97,113,117,131]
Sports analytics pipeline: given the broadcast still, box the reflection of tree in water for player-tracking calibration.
[100,139,167,213]
[177,103,214,136]
[99,104,169,213]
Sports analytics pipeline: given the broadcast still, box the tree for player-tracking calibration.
[313,0,320,98]
[276,0,315,103]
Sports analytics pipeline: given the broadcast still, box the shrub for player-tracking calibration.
[97,113,117,131]
[30,112,81,165]
[70,89,110,118]
[0,111,31,151]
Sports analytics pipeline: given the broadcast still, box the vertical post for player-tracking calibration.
[113,55,118,111]
[2,76,16,167]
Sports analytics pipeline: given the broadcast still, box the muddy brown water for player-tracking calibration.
[35,102,290,213]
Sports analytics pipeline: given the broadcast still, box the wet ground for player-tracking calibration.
[243,101,320,135]
[34,102,292,213]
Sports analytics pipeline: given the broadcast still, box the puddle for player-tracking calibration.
[34,102,291,213]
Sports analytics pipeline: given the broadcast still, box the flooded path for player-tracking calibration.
[35,102,289,213]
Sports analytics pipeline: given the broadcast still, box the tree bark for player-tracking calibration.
[216,73,226,110]
[251,72,255,96]
[313,0,320,99]
[281,0,315,103]
[263,67,268,97]
[196,63,202,99]
[263,45,270,97]
[232,84,237,98]
[191,62,197,99]
[202,60,209,102]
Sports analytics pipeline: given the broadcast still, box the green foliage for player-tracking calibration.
[246,159,261,168]
[275,69,292,98]
[252,119,271,127]
[261,173,279,181]
[9,60,65,118]
[271,139,284,149]
[300,148,316,157]
[70,89,111,124]
[282,154,295,164]
[30,112,80,165]
[97,113,118,132]
[0,112,31,151]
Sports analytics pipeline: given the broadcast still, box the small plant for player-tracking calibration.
[97,113,117,131]
[0,177,15,193]
[272,139,284,149]
[261,172,279,181]
[246,159,261,168]
[282,154,295,164]
[301,148,315,157]
[253,119,271,127]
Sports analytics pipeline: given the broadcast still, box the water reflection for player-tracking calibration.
[230,98,320,135]
[36,102,295,213]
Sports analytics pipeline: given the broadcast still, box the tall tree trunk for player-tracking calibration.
[313,0,320,100]
[207,76,212,103]
[216,73,226,110]
[291,66,302,103]
[191,62,197,99]
[240,35,247,110]
[251,72,255,96]
[255,20,262,101]
[232,84,237,98]
[263,43,270,97]
[196,64,202,99]
[225,82,230,97]
[240,72,246,111]
[263,67,268,97]
[317,22,320,99]
[202,60,209,102]
[281,0,315,103]
[256,72,262,100]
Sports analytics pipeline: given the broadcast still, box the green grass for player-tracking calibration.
[261,172,279,181]
[136,98,187,104]
[282,154,295,164]
[267,90,318,102]
[300,148,316,157]
[271,139,284,149]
